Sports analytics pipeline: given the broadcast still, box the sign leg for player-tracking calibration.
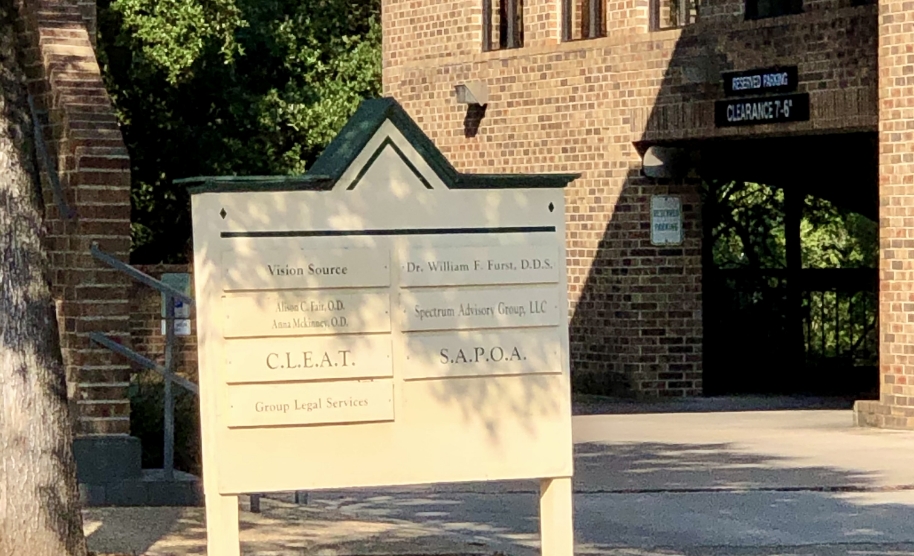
[539,477,573,556]
[205,493,240,555]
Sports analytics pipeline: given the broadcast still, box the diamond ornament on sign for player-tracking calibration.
[220,208,227,219]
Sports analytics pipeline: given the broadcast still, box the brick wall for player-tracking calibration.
[383,0,878,396]
[853,0,914,428]
[14,0,133,434]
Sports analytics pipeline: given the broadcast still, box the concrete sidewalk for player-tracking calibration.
[84,404,914,555]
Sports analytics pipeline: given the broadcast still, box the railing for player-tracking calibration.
[705,267,878,395]
[89,243,195,481]
[88,244,307,509]
[800,269,878,369]
[28,94,75,220]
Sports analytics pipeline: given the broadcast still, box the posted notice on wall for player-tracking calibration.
[161,272,192,336]
[650,195,683,246]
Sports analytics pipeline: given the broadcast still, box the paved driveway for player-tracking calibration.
[85,404,914,555]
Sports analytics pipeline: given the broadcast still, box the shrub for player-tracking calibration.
[128,371,202,475]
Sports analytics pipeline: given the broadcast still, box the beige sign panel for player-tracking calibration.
[402,329,563,380]
[400,246,560,287]
[225,335,392,383]
[226,379,394,428]
[222,291,391,338]
[400,286,560,332]
[222,248,390,291]
[189,101,576,556]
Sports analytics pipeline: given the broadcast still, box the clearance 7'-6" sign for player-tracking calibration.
[715,66,810,127]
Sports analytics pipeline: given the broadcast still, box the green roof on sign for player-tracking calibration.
[176,175,334,195]
[184,97,579,194]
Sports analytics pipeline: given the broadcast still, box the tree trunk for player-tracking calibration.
[0,0,88,554]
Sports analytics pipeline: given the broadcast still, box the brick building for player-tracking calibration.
[15,0,133,435]
[17,0,914,496]
[381,0,914,426]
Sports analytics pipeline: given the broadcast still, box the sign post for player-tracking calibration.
[185,98,578,556]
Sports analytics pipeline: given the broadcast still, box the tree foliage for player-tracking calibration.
[707,180,877,271]
[801,196,877,269]
[709,181,786,270]
[704,180,879,374]
[97,0,382,263]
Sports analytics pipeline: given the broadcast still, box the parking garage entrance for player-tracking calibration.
[696,133,878,397]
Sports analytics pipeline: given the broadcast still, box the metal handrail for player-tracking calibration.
[87,332,199,395]
[90,243,194,305]
[27,94,75,220]
[87,244,306,507]
[89,243,196,481]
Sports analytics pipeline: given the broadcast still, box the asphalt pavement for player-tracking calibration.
[84,398,914,555]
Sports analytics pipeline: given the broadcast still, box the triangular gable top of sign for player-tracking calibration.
[180,97,578,194]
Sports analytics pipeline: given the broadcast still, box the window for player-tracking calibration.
[483,0,524,51]
[562,0,606,41]
[745,0,801,19]
[651,0,698,29]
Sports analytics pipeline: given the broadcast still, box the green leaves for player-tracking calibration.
[706,180,876,271]
[800,197,877,269]
[110,0,247,83]
[98,0,381,262]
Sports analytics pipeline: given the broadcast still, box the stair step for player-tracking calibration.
[79,469,203,507]
[73,435,142,483]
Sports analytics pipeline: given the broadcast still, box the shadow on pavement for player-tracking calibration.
[83,507,190,554]
[572,395,857,416]
[572,441,879,492]
[305,439,914,555]
[82,414,914,555]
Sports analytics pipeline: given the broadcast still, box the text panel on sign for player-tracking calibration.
[226,379,395,428]
[402,328,563,379]
[222,248,390,290]
[401,286,561,332]
[223,291,391,338]
[400,245,560,287]
[225,335,393,383]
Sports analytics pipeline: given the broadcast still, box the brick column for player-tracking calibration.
[854,0,914,428]
[606,0,650,34]
[16,0,133,437]
[568,172,704,398]
[76,0,96,48]
[524,0,561,47]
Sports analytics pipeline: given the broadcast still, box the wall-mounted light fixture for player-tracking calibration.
[642,146,695,179]
[455,81,489,106]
